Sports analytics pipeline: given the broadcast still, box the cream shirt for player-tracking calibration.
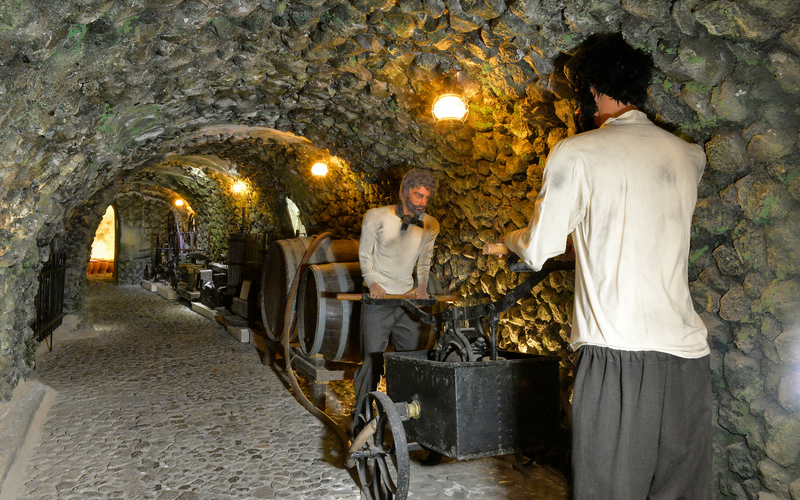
[359,206,440,295]
[505,110,709,358]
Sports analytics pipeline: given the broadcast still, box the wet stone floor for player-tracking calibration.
[18,276,569,500]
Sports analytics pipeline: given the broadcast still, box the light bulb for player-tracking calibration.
[432,94,468,122]
[311,162,328,176]
[231,181,247,194]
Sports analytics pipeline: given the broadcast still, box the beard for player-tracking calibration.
[404,199,427,217]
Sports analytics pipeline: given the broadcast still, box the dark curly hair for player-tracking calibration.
[572,33,654,126]
[399,168,438,202]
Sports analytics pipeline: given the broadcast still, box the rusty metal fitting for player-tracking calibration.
[393,400,421,421]
[407,400,421,420]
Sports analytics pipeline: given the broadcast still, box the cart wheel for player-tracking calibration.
[354,391,410,500]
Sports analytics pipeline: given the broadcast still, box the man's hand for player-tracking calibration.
[408,284,429,299]
[483,240,510,256]
[368,283,386,299]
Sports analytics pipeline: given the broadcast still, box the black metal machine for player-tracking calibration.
[348,257,574,500]
[146,211,207,290]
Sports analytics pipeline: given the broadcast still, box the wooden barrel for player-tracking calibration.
[297,268,445,361]
[298,262,363,361]
[228,233,267,294]
[260,237,359,341]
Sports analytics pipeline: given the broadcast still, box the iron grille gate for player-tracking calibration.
[33,252,68,351]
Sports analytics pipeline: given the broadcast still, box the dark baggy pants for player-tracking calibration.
[571,345,712,500]
[352,302,423,413]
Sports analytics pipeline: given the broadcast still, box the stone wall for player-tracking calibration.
[114,192,170,285]
[179,130,386,240]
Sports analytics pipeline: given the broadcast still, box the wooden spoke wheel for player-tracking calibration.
[354,391,410,500]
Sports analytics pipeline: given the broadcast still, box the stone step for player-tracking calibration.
[0,380,57,499]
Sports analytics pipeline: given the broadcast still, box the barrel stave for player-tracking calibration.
[261,237,358,341]
[298,262,362,361]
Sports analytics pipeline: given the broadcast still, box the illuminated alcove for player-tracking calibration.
[88,205,116,275]
[286,198,306,237]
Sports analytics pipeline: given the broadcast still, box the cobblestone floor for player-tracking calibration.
[18,276,569,500]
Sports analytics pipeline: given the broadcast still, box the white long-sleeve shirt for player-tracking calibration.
[359,206,440,295]
[505,110,709,358]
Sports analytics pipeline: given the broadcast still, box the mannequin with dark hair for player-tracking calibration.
[572,33,655,129]
[497,33,711,499]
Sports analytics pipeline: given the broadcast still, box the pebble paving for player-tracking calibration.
[18,276,569,500]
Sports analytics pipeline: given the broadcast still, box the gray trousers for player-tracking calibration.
[571,345,712,500]
[352,303,423,413]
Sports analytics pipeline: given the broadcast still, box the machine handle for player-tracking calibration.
[336,293,459,302]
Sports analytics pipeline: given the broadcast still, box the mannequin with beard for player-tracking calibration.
[353,168,440,416]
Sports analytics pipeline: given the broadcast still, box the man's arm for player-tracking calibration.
[504,141,584,270]
[412,217,440,299]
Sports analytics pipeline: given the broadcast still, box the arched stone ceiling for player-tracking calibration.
[2,0,797,255]
[169,126,349,211]
[173,125,380,233]
[2,0,484,208]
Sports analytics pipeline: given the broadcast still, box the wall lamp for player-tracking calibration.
[174,198,185,207]
[231,180,248,194]
[311,162,328,177]
[432,76,469,124]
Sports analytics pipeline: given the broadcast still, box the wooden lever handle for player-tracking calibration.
[482,242,510,255]
[336,293,459,302]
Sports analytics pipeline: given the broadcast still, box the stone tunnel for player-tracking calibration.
[0,0,799,498]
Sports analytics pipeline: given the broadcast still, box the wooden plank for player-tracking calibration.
[290,352,347,382]
[226,325,250,343]
[239,280,251,300]
[250,329,268,354]
[191,302,218,320]
[176,287,200,301]
[337,293,459,302]
[312,381,327,410]
[155,284,178,300]
[231,297,249,318]
[141,280,158,292]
